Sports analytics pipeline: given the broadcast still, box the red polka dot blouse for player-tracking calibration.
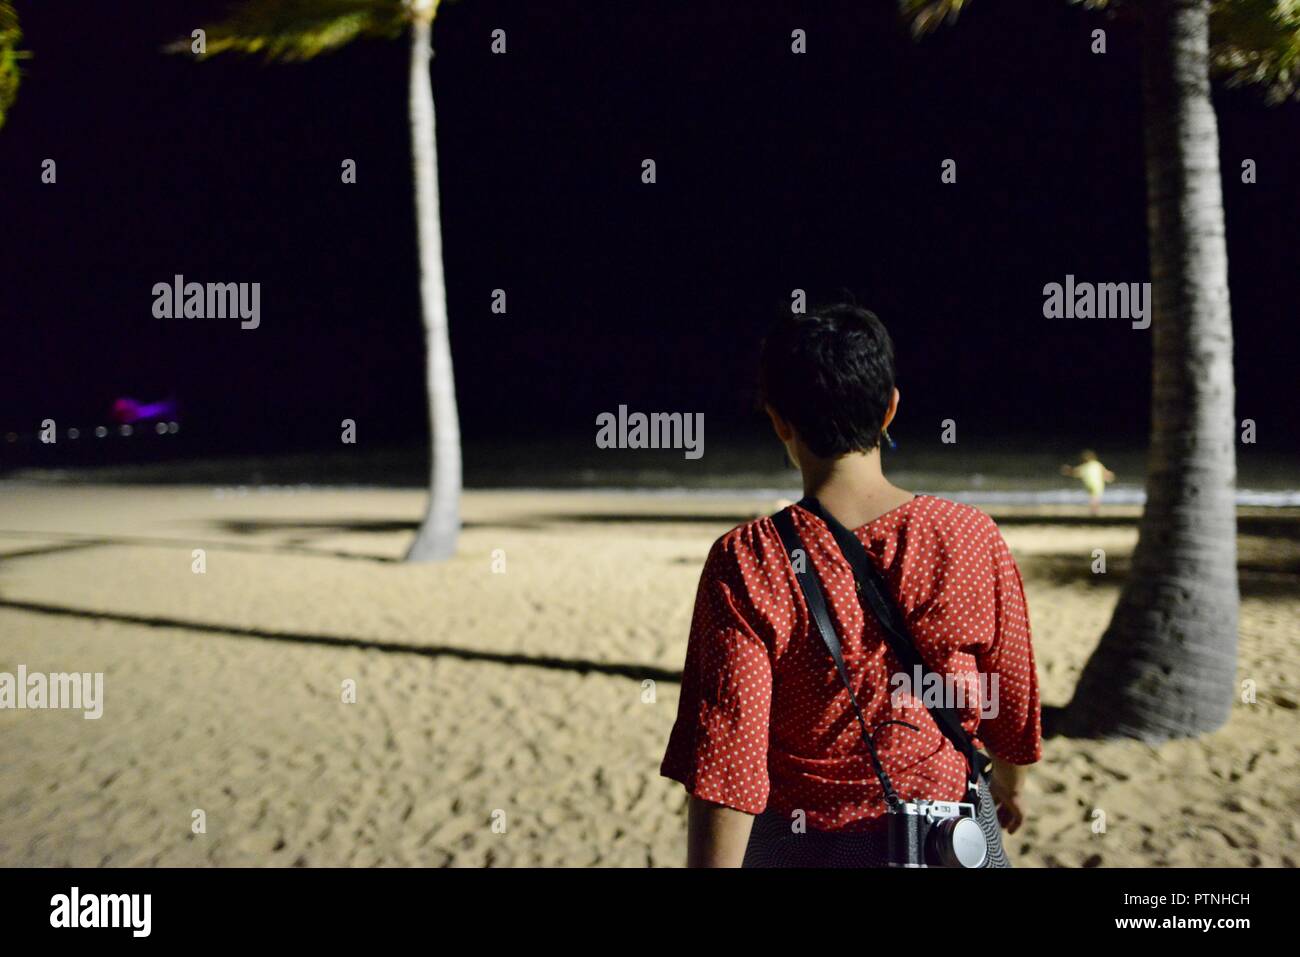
[661,495,1042,832]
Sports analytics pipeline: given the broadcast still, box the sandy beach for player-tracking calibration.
[0,483,1296,867]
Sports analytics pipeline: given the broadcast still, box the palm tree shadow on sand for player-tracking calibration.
[0,596,682,685]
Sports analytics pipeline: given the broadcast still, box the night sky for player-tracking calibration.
[2,0,1298,470]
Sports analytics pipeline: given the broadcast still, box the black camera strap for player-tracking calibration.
[771,497,990,803]
[771,506,905,808]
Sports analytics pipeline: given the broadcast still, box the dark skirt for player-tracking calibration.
[742,779,1011,868]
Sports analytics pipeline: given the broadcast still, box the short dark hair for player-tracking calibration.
[758,304,896,458]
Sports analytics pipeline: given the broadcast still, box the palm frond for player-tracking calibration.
[899,0,973,37]
[1211,0,1300,101]
[902,0,1118,37]
[0,0,28,130]
[901,0,1300,102]
[166,0,410,62]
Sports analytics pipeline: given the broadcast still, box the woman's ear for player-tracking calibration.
[764,403,795,443]
[882,388,900,430]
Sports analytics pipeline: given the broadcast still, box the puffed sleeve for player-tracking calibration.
[659,533,773,814]
[972,523,1043,765]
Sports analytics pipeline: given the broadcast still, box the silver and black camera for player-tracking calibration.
[885,798,988,868]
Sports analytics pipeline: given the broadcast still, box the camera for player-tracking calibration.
[885,798,988,868]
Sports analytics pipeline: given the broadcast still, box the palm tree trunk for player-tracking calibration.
[404,13,462,562]
[1063,0,1238,741]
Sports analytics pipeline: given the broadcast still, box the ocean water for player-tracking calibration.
[6,434,1298,506]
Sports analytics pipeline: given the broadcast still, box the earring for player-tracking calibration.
[882,427,896,450]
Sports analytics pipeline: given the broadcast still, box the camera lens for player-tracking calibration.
[930,817,988,868]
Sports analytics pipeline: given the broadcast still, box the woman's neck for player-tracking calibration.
[799,450,913,529]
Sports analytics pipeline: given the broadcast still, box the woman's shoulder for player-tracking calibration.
[707,510,785,563]
[696,508,805,590]
[906,494,1005,546]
